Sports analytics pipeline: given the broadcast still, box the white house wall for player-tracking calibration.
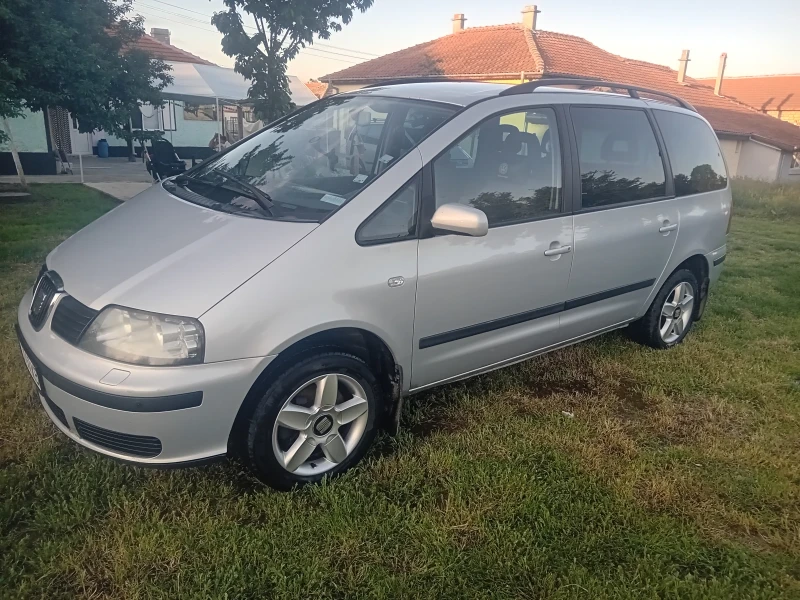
[737,139,782,181]
[97,103,220,151]
[719,139,741,177]
[0,109,49,152]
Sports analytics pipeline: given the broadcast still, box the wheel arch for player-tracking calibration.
[670,253,710,320]
[228,326,403,457]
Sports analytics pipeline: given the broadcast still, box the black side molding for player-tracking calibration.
[419,279,656,349]
[564,279,656,311]
[16,325,203,413]
[713,255,726,267]
[419,303,563,349]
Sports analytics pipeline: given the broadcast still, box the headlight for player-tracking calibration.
[79,306,204,366]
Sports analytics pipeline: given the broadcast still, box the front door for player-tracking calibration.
[411,105,573,389]
[560,105,678,339]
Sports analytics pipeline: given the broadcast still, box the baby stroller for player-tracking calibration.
[145,139,187,181]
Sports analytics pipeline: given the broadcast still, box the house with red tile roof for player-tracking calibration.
[131,30,216,66]
[696,74,800,127]
[320,7,800,182]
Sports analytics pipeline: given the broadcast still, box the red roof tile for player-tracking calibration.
[131,34,215,66]
[305,80,329,99]
[321,26,800,151]
[695,74,800,112]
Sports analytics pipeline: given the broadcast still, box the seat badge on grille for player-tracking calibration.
[28,270,63,330]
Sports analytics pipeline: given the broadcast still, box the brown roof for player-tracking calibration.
[131,34,215,66]
[322,25,800,151]
[305,80,329,99]
[695,74,800,112]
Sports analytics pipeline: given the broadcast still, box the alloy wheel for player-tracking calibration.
[271,373,369,476]
[659,281,695,344]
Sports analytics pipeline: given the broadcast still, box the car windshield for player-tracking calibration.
[166,95,456,222]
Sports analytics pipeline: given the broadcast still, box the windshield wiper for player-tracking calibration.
[174,170,275,216]
[210,168,275,215]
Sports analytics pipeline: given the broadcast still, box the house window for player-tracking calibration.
[184,103,218,121]
[791,151,800,169]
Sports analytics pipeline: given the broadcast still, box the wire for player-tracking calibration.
[134,0,379,57]
[134,9,364,64]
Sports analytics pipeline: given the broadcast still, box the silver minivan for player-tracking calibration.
[17,80,730,489]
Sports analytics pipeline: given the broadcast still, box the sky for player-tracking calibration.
[131,0,798,82]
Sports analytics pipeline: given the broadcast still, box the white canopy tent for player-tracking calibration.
[162,62,318,105]
[156,62,319,150]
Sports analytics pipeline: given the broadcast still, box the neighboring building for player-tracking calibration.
[696,74,800,126]
[321,6,800,182]
[0,29,317,174]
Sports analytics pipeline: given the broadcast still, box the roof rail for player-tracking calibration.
[361,77,488,89]
[499,78,697,112]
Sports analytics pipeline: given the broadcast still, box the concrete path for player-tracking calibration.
[0,156,158,184]
[85,182,154,201]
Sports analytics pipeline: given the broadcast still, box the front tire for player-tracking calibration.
[630,269,698,349]
[245,352,380,490]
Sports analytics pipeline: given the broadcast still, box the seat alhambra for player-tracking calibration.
[17,80,730,489]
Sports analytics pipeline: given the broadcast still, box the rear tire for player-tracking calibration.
[629,269,698,349]
[244,351,380,490]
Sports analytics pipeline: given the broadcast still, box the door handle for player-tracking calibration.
[659,223,678,233]
[544,245,572,257]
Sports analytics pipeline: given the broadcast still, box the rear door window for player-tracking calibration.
[653,110,728,196]
[571,107,666,208]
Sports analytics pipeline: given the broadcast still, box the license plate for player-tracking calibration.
[19,344,41,391]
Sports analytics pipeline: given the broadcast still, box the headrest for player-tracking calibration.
[600,133,639,163]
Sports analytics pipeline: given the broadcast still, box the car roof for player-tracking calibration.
[344,80,697,114]
[347,81,511,107]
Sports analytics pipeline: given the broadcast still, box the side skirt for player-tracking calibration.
[406,319,634,395]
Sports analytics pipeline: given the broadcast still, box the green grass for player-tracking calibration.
[2,181,799,598]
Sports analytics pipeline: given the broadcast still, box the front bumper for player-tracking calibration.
[17,288,274,465]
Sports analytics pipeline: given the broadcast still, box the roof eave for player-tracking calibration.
[715,130,797,152]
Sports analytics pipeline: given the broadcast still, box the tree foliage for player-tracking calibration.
[212,0,373,122]
[0,0,172,145]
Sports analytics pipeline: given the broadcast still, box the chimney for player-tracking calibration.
[150,27,171,46]
[677,49,690,83]
[452,13,467,33]
[522,5,541,30]
[714,53,728,96]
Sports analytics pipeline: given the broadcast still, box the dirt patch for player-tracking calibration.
[527,377,593,397]
[409,415,470,439]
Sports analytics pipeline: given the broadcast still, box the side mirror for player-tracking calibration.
[431,203,488,237]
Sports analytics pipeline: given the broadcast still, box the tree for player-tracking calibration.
[0,0,172,175]
[211,0,374,122]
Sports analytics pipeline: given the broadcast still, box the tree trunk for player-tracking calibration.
[2,117,28,189]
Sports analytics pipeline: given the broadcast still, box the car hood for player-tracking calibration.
[47,185,317,317]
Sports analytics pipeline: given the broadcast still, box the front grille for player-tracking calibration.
[43,394,69,428]
[73,418,162,458]
[52,296,98,345]
[29,273,58,329]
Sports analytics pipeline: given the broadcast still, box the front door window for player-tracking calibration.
[432,108,562,226]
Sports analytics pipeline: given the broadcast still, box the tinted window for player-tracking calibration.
[433,108,562,227]
[572,107,666,208]
[357,176,418,245]
[654,110,728,196]
[167,96,454,222]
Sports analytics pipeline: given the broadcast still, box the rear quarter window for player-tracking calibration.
[654,110,728,196]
